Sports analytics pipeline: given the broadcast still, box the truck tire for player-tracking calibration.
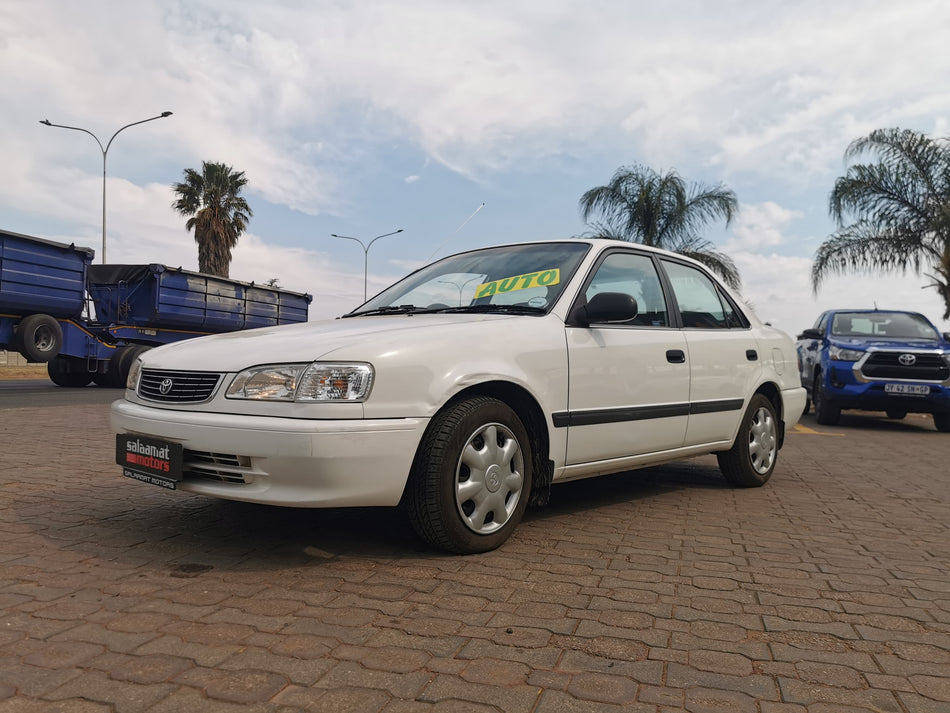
[934,412,950,433]
[110,345,148,388]
[47,356,93,387]
[15,314,63,363]
[813,372,840,426]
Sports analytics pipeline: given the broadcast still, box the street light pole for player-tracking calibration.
[40,111,173,264]
[330,229,404,302]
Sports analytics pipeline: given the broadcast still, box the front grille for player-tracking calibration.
[860,352,950,381]
[183,449,253,483]
[139,369,222,403]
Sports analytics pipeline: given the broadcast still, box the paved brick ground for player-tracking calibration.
[0,400,948,712]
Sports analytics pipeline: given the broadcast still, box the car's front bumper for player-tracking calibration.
[111,399,428,507]
[823,366,950,414]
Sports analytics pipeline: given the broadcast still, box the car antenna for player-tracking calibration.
[426,202,485,261]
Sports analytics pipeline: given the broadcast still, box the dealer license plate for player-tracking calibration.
[884,383,930,396]
[116,434,184,489]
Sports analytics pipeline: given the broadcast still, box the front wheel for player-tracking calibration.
[935,412,950,433]
[717,393,778,488]
[406,396,532,554]
[813,373,840,425]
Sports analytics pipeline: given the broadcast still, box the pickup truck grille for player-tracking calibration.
[860,352,950,381]
[138,369,222,403]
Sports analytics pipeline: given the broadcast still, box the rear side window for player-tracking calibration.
[662,260,747,329]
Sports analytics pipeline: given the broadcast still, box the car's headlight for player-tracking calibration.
[126,357,143,390]
[829,345,864,362]
[226,362,374,402]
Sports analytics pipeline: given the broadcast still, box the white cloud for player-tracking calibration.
[726,202,802,252]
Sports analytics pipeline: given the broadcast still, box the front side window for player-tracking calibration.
[662,260,745,329]
[584,252,669,326]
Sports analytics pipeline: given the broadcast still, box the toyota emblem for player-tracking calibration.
[898,353,916,366]
[159,378,174,394]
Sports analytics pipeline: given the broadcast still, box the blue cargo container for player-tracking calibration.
[1,229,312,387]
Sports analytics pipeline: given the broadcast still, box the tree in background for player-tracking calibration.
[814,128,950,319]
[579,164,741,289]
[172,161,252,278]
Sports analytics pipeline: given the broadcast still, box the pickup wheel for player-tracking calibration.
[812,372,840,425]
[717,393,777,487]
[934,412,950,433]
[885,410,906,420]
[47,356,93,387]
[406,396,532,554]
[15,314,63,363]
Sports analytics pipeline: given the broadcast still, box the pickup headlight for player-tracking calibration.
[829,345,864,362]
[226,362,374,402]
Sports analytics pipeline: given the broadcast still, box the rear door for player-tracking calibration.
[660,258,760,446]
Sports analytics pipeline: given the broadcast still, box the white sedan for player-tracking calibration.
[112,239,806,553]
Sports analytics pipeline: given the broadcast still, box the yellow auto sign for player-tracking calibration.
[474,269,560,299]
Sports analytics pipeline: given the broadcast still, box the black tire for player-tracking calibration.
[15,314,63,362]
[405,396,533,554]
[886,410,906,420]
[108,346,147,388]
[812,372,840,426]
[717,393,778,488]
[47,356,93,387]
[802,397,810,416]
[934,412,950,433]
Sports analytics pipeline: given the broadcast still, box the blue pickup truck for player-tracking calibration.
[796,309,950,431]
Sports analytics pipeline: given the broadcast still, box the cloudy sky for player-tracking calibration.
[2,0,949,336]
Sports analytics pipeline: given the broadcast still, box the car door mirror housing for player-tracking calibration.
[577,292,639,326]
[798,328,822,340]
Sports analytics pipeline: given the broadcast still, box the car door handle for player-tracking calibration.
[666,349,686,364]
[746,349,758,361]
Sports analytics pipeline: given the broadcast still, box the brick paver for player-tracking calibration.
[0,399,948,711]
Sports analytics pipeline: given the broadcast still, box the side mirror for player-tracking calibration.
[576,292,639,326]
[797,328,822,340]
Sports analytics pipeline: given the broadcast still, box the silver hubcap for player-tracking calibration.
[748,407,777,474]
[454,422,525,535]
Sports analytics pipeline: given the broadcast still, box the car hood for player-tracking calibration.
[139,313,528,371]
[832,337,946,350]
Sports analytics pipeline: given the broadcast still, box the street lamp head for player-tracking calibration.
[160,111,173,118]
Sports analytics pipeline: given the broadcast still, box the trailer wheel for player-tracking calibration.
[47,356,93,387]
[110,345,148,388]
[15,314,63,362]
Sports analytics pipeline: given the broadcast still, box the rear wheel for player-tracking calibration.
[47,356,93,387]
[812,373,840,425]
[717,393,778,487]
[108,346,147,388]
[15,314,63,362]
[406,396,532,554]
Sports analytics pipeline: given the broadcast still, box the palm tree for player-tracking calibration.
[171,161,252,278]
[814,128,950,319]
[579,164,741,289]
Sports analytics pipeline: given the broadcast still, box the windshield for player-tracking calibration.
[346,242,591,316]
[830,311,939,339]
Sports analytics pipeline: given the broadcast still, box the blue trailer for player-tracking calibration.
[1,229,312,387]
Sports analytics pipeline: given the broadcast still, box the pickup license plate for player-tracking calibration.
[116,434,183,489]
[884,383,930,396]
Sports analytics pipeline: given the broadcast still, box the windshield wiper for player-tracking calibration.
[436,304,547,315]
[343,304,424,317]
